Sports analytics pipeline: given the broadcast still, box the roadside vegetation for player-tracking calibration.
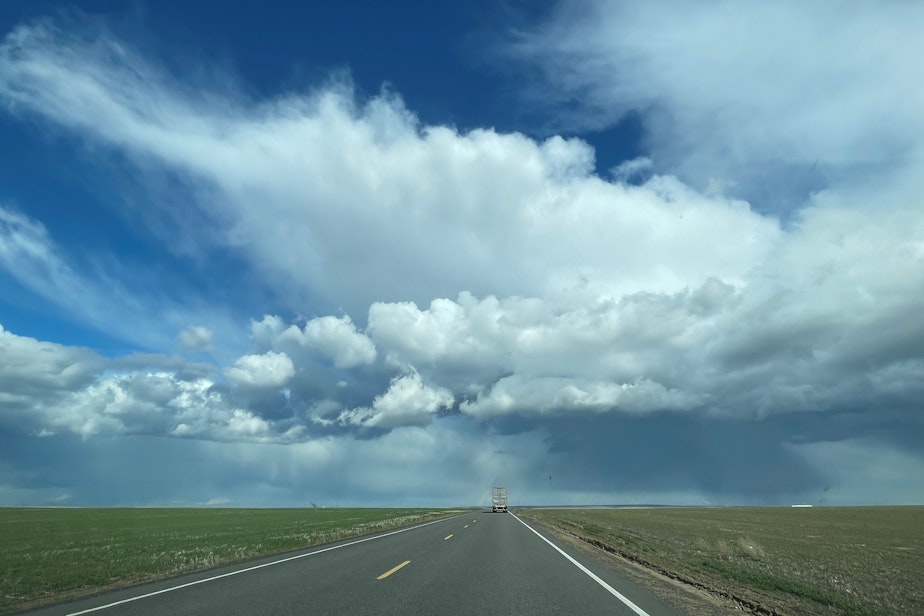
[0,507,461,614]
[521,506,923,616]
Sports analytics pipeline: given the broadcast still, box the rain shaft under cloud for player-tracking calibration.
[1,2,923,506]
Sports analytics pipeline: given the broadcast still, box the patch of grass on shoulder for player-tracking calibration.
[699,559,878,616]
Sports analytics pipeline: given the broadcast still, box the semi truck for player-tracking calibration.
[491,486,508,513]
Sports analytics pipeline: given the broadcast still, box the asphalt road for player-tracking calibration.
[30,511,687,616]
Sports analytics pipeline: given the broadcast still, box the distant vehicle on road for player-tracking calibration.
[492,486,508,512]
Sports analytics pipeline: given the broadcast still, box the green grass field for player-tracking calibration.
[0,507,461,614]
[521,506,924,616]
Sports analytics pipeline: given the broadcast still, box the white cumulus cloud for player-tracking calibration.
[252,314,376,368]
[337,372,454,428]
[461,375,701,418]
[225,351,295,388]
[0,324,282,442]
[301,315,377,368]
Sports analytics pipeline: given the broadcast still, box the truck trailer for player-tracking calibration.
[491,486,508,513]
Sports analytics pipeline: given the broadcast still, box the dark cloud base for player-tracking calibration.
[8,404,921,507]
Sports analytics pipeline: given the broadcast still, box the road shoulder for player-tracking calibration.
[516,511,743,616]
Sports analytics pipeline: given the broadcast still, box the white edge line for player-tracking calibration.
[510,512,651,616]
[65,514,462,615]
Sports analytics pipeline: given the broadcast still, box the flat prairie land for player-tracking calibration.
[0,507,460,614]
[521,506,923,616]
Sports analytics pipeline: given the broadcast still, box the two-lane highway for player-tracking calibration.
[31,512,687,615]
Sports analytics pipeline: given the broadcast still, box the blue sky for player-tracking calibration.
[1,0,923,507]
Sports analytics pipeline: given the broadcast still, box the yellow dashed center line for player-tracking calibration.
[444,534,453,540]
[376,560,411,580]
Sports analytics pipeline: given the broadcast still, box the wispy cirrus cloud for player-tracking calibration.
[0,204,242,354]
[505,0,924,215]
